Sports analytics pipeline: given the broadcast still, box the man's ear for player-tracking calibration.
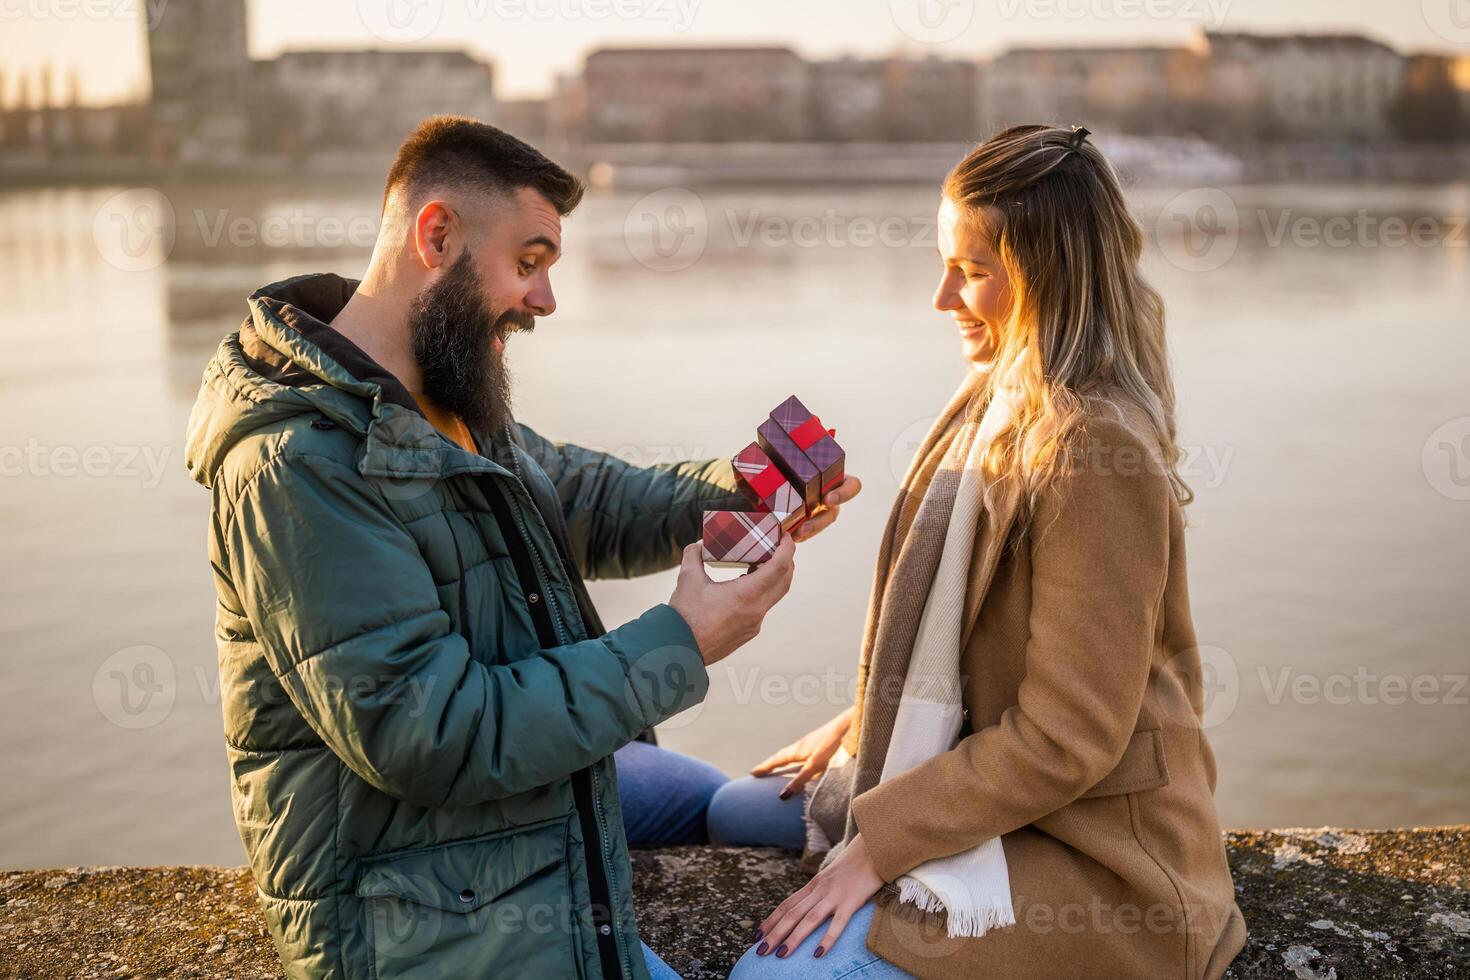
[413,201,456,270]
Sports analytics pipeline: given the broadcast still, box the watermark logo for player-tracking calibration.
[726,207,935,250]
[192,208,381,250]
[993,0,1231,28]
[0,440,171,488]
[1153,189,1465,270]
[1157,644,1238,730]
[362,872,448,957]
[1154,187,1239,272]
[1257,665,1468,708]
[1257,210,1467,250]
[1423,416,1470,501]
[0,0,171,30]
[626,645,707,730]
[890,0,975,43]
[474,0,700,29]
[92,645,176,730]
[92,188,175,273]
[1191,644,1239,730]
[888,414,942,486]
[358,0,445,42]
[1422,0,1470,45]
[623,187,708,272]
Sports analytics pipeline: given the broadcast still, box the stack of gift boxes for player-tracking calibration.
[702,396,845,568]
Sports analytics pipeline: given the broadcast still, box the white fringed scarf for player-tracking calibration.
[804,351,1029,938]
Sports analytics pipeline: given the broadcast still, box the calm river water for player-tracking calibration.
[1,177,1466,867]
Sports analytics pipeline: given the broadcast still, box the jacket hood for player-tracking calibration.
[184,272,458,490]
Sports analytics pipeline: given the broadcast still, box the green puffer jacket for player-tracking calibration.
[184,273,745,979]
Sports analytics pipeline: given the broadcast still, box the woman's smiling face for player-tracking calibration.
[932,197,1013,369]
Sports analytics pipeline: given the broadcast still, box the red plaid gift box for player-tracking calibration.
[732,441,806,531]
[756,395,845,513]
[701,510,784,567]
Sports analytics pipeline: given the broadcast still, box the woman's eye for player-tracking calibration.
[966,270,988,281]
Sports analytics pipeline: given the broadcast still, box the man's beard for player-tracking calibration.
[407,251,534,434]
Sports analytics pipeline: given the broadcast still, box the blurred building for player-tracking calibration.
[887,56,981,141]
[494,98,550,149]
[810,56,981,142]
[1392,53,1470,142]
[10,14,1455,178]
[146,0,252,165]
[1203,32,1405,141]
[808,57,887,141]
[545,72,585,155]
[982,42,1210,137]
[252,49,495,156]
[582,47,807,142]
[0,66,149,161]
[143,0,494,165]
[881,56,982,142]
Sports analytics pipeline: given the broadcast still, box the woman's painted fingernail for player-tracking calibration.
[814,945,826,958]
[757,942,769,956]
[776,944,789,958]
[778,789,791,800]
[751,928,763,942]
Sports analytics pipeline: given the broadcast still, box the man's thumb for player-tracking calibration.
[680,541,707,575]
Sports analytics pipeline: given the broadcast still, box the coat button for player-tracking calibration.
[459,889,476,904]
[528,592,540,604]
[599,924,612,936]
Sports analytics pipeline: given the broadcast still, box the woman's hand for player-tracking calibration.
[753,833,884,959]
[750,706,854,800]
[792,475,862,542]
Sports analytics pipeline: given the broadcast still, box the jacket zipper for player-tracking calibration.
[590,766,624,973]
[492,435,627,980]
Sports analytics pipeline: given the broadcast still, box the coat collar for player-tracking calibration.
[955,366,1147,637]
[954,354,1029,638]
[962,471,1022,637]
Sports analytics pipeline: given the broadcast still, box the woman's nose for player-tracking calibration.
[933,278,959,313]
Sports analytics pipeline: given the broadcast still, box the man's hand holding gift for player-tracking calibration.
[702,395,862,567]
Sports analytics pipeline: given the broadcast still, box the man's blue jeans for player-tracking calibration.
[615,739,729,847]
[617,740,729,979]
[614,738,814,849]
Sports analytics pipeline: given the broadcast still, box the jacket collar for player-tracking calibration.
[241,272,523,482]
[242,272,422,416]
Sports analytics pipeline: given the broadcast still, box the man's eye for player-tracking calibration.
[518,260,536,275]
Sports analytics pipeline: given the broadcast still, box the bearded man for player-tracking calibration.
[184,116,859,979]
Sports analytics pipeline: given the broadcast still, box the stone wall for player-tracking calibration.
[2,828,1466,979]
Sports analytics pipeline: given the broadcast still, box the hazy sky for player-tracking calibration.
[2,0,1465,106]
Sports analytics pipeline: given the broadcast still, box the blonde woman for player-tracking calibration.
[709,125,1247,979]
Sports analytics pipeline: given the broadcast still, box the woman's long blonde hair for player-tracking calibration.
[943,124,1193,520]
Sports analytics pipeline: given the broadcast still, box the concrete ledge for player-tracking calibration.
[2,828,1466,979]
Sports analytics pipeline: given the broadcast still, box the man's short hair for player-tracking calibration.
[384,115,584,216]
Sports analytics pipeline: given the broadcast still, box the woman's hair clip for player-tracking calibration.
[1066,126,1091,151]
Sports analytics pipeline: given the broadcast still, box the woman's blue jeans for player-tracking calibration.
[617,742,913,979]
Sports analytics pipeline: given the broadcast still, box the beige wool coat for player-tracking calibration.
[845,387,1247,979]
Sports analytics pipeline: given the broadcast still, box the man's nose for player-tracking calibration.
[525,279,556,317]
